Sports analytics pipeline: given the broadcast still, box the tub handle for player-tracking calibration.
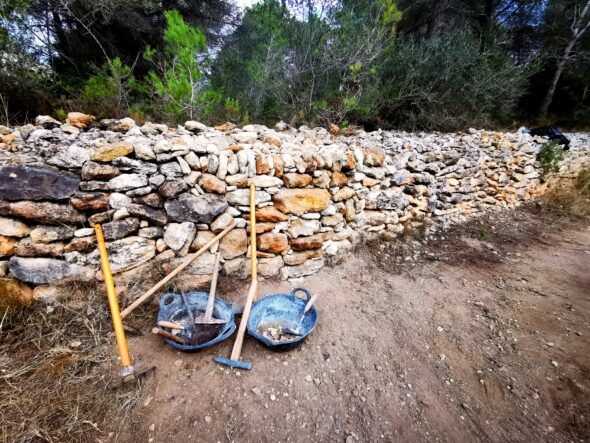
[159,293,179,310]
[290,287,312,302]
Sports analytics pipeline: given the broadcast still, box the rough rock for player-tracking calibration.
[219,228,248,259]
[289,233,328,251]
[287,219,320,238]
[280,258,324,279]
[102,218,140,240]
[138,226,164,239]
[66,112,95,128]
[9,257,92,284]
[190,230,217,252]
[134,143,156,161]
[283,173,312,188]
[330,171,348,187]
[164,222,196,251]
[225,174,248,188]
[134,192,163,208]
[374,188,410,210]
[159,179,189,198]
[0,235,17,256]
[127,204,168,225]
[48,145,90,168]
[211,213,234,233]
[162,251,216,275]
[258,256,283,277]
[165,193,228,224]
[2,201,86,224]
[35,115,60,128]
[0,166,80,201]
[108,173,148,191]
[0,278,34,307]
[185,120,207,133]
[251,175,283,188]
[332,187,356,202]
[364,147,385,166]
[64,236,96,253]
[109,192,132,209]
[81,162,120,181]
[273,189,331,215]
[91,142,134,161]
[86,236,155,274]
[0,217,31,237]
[201,174,227,194]
[256,206,288,222]
[257,232,288,253]
[14,239,64,257]
[283,249,322,266]
[227,189,271,206]
[70,192,110,212]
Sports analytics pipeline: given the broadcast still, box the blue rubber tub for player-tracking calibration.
[247,288,318,349]
[156,292,236,351]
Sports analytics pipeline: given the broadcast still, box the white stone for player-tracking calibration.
[108,173,148,191]
[250,175,283,188]
[164,222,196,251]
[109,193,132,209]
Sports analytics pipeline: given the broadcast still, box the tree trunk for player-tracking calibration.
[540,0,590,117]
[539,39,576,118]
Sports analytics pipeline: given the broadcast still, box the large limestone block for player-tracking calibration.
[273,189,331,215]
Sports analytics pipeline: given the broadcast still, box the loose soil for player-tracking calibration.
[121,204,590,442]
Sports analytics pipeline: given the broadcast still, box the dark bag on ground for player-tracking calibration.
[529,127,570,150]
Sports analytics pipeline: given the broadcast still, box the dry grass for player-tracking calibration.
[543,168,590,217]
[0,282,146,443]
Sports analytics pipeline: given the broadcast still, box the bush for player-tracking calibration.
[80,58,139,118]
[537,141,565,178]
[358,32,529,131]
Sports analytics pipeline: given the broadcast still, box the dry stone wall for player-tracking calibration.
[0,113,588,305]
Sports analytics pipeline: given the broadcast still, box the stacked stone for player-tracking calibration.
[0,113,587,305]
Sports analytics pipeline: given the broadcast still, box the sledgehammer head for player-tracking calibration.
[213,356,252,370]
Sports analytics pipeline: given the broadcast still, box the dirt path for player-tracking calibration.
[124,209,590,443]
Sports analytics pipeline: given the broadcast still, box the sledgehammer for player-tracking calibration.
[213,182,258,370]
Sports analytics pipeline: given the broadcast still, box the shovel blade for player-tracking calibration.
[194,315,227,325]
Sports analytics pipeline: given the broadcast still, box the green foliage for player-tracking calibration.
[145,10,220,121]
[80,58,138,118]
[537,141,565,178]
[361,32,529,130]
[2,0,589,129]
[479,227,490,240]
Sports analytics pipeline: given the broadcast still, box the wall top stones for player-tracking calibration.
[0,113,588,305]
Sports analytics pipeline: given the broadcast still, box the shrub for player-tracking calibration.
[537,141,565,178]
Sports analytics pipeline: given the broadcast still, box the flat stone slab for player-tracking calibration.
[0,166,80,201]
[9,257,92,284]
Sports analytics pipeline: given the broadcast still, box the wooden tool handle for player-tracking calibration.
[152,327,187,344]
[249,182,258,297]
[304,292,318,313]
[121,221,236,319]
[230,280,257,361]
[157,320,184,330]
[94,224,132,370]
[204,252,221,320]
[229,183,258,361]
